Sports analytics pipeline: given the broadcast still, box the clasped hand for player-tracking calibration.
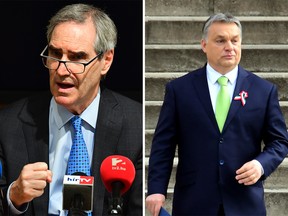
[9,162,52,208]
[146,193,165,216]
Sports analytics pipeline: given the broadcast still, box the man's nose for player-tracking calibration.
[56,62,71,75]
[225,41,233,51]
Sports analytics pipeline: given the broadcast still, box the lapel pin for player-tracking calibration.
[234,91,248,106]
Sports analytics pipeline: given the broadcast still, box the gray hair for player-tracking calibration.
[46,3,117,54]
[202,13,242,40]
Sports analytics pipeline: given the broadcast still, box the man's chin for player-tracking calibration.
[221,61,238,70]
[53,95,75,108]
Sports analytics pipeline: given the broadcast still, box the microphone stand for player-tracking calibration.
[68,208,87,216]
[108,181,124,216]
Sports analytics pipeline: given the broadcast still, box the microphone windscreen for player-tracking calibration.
[100,155,135,195]
[63,174,94,211]
[0,160,2,178]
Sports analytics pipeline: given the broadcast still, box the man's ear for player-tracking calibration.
[101,49,114,76]
[201,39,207,53]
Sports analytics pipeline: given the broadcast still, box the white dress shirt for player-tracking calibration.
[206,63,238,112]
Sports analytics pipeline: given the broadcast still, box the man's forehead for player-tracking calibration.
[50,20,96,46]
[209,22,241,35]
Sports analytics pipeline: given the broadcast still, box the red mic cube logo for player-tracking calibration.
[112,157,126,171]
[79,176,94,185]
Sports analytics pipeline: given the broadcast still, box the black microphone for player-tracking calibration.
[0,160,3,216]
[63,172,94,216]
[0,160,2,178]
[100,155,136,215]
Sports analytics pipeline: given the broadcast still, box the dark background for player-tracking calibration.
[0,0,143,105]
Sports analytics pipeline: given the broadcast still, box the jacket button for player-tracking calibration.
[219,160,225,165]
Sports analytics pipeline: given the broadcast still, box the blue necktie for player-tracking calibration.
[67,116,90,176]
[67,116,92,215]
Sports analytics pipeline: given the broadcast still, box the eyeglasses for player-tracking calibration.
[40,45,103,74]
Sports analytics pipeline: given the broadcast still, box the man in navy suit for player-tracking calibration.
[0,3,142,215]
[146,13,288,216]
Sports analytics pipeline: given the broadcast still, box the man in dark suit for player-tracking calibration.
[0,3,142,216]
[146,13,288,216]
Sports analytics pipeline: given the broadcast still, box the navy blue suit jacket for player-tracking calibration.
[147,65,288,215]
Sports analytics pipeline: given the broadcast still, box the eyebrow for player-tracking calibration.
[215,34,240,39]
[48,45,89,58]
[48,45,61,52]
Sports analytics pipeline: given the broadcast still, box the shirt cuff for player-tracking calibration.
[7,181,29,214]
[253,159,264,175]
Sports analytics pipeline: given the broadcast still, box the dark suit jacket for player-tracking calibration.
[0,86,143,216]
[147,65,288,216]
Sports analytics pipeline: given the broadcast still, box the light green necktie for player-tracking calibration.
[215,76,230,132]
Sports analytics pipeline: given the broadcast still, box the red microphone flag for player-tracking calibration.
[100,155,136,195]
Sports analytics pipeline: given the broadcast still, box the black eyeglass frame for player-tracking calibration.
[40,45,103,74]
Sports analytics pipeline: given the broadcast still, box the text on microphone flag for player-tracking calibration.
[63,175,94,185]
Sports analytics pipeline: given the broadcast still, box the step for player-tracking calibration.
[145,101,288,130]
[145,44,288,73]
[145,158,288,190]
[145,72,288,101]
[214,0,288,17]
[146,0,212,16]
[145,129,155,156]
[144,189,288,216]
[146,16,288,45]
[146,0,288,16]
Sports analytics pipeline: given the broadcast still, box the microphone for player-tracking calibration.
[0,160,2,178]
[62,172,94,216]
[0,160,3,216]
[0,160,3,179]
[100,155,136,215]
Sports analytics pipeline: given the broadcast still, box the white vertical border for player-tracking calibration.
[142,0,146,215]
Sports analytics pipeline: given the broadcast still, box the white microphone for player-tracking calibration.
[62,172,94,215]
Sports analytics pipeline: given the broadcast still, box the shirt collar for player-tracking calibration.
[206,63,238,85]
[51,90,101,129]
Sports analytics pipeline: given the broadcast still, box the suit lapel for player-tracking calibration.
[193,66,252,133]
[19,93,51,215]
[223,66,251,132]
[91,87,123,215]
[192,67,219,131]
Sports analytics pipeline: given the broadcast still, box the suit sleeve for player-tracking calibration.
[255,84,288,178]
[147,82,178,196]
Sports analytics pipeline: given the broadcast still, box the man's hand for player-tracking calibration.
[9,162,52,208]
[146,193,165,216]
[235,159,262,185]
